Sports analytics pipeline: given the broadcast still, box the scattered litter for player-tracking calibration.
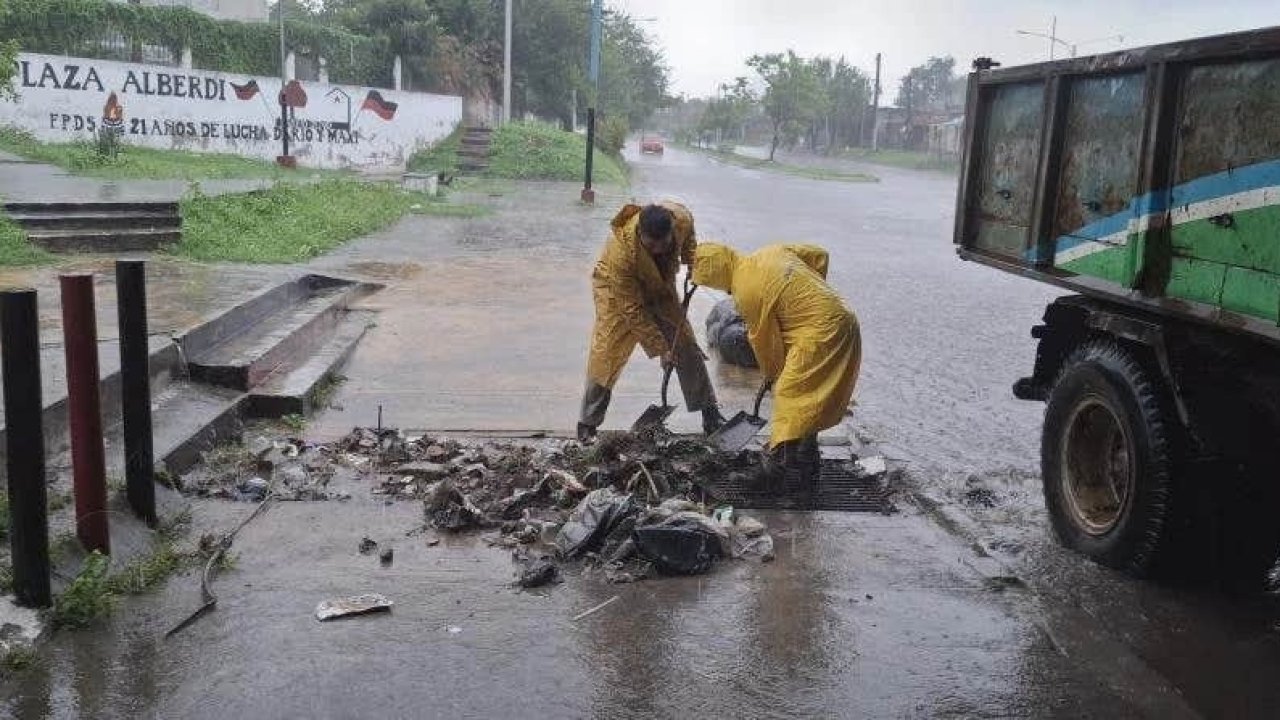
[712,506,734,527]
[446,625,463,635]
[633,511,729,575]
[358,537,378,555]
[425,536,441,547]
[572,595,620,622]
[854,456,887,477]
[315,593,393,621]
[379,547,394,567]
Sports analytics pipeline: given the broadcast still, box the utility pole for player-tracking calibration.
[870,52,881,151]
[582,0,603,204]
[1049,15,1058,60]
[277,0,291,165]
[502,0,512,124]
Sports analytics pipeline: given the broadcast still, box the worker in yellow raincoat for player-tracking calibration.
[692,242,861,481]
[578,202,726,443]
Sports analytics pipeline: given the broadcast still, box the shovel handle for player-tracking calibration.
[750,380,772,419]
[658,276,695,409]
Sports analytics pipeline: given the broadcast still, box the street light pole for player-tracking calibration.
[277,0,291,165]
[582,0,603,204]
[502,0,512,124]
[1017,16,1123,61]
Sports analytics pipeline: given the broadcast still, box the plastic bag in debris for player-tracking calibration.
[634,511,730,575]
[705,298,758,368]
[555,488,637,558]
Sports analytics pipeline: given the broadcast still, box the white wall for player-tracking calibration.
[0,52,463,170]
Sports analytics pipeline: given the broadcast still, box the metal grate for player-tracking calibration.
[704,459,898,513]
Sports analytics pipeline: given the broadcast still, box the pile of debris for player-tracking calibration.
[192,426,778,585]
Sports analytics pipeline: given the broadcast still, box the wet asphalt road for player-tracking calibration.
[5,147,1280,718]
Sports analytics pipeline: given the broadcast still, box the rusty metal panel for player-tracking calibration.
[969,81,1045,259]
[1175,58,1280,183]
[1047,72,1147,283]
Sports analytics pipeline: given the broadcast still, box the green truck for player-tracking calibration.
[955,27,1280,588]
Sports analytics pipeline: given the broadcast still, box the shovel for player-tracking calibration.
[708,380,772,451]
[632,277,697,433]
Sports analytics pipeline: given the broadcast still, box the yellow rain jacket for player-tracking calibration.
[692,242,861,446]
[587,202,698,388]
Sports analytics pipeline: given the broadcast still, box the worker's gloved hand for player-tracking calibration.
[660,351,675,370]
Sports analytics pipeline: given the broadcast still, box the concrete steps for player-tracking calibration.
[458,126,493,173]
[2,201,182,253]
[185,280,363,391]
[247,310,374,418]
[0,273,380,483]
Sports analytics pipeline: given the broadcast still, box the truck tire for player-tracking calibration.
[1042,340,1177,575]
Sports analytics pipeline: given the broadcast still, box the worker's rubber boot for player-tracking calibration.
[701,405,727,436]
[576,422,598,445]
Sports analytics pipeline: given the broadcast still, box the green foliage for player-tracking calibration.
[407,125,461,174]
[0,0,388,85]
[177,179,425,262]
[281,413,306,430]
[594,115,627,157]
[748,50,826,161]
[104,542,183,595]
[485,121,624,185]
[1,646,37,672]
[51,551,114,629]
[0,0,15,101]
[899,56,959,114]
[0,208,51,267]
[698,77,756,143]
[0,126,297,180]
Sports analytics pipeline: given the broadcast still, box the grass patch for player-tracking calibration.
[407,126,462,176]
[485,121,626,185]
[51,552,114,629]
[840,148,959,174]
[698,147,878,183]
[0,209,53,267]
[2,646,38,673]
[0,126,313,181]
[104,542,185,596]
[176,179,431,263]
[47,492,72,513]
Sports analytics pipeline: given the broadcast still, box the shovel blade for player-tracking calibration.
[631,404,675,433]
[708,411,768,451]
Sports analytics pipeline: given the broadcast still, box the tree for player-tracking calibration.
[816,57,870,152]
[748,50,823,161]
[0,0,16,100]
[898,56,957,116]
[697,77,755,145]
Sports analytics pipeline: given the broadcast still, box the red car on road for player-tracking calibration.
[640,137,664,155]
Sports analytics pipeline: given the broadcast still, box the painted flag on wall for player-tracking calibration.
[361,90,398,121]
[231,80,260,100]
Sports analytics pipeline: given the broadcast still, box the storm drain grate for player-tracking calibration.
[704,459,898,513]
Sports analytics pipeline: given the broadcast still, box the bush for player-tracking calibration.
[486,120,625,184]
[594,115,628,157]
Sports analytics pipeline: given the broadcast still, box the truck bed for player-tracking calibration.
[954,26,1280,347]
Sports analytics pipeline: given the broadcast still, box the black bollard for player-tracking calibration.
[116,261,156,525]
[1,289,51,607]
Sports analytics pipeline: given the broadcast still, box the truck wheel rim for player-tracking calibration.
[1061,397,1133,535]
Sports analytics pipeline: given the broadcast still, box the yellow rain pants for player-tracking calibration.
[692,242,861,446]
[586,202,699,389]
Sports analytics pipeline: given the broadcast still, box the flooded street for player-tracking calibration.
[4,148,1280,718]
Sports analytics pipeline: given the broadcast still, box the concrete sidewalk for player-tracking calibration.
[0,153,278,204]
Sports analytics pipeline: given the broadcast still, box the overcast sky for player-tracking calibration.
[610,0,1279,102]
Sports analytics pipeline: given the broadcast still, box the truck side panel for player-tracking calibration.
[957,31,1280,342]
